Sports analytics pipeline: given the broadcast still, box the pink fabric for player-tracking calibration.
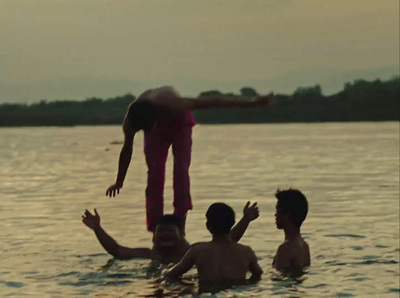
[144,111,195,231]
[155,109,196,128]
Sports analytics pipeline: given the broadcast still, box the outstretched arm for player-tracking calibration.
[165,247,196,279]
[180,92,275,111]
[231,202,259,243]
[82,209,151,260]
[106,118,135,197]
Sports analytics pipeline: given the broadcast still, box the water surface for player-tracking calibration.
[0,122,399,297]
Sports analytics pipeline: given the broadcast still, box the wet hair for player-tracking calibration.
[126,101,157,132]
[275,188,308,227]
[206,203,236,235]
[153,215,183,231]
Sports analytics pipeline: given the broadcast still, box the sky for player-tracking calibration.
[0,0,399,103]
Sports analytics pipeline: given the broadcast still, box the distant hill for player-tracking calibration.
[0,77,398,127]
[0,66,398,104]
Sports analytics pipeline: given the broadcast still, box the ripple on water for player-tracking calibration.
[0,280,24,288]
[336,292,355,297]
[324,234,366,239]
[1,123,399,297]
[388,288,400,293]
[375,244,389,248]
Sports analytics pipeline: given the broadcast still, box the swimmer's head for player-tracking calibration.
[152,215,183,249]
[275,188,308,229]
[206,203,235,235]
[126,101,158,133]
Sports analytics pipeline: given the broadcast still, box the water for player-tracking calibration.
[0,122,399,297]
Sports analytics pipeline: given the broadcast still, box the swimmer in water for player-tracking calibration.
[273,189,310,272]
[166,203,263,285]
[82,201,260,264]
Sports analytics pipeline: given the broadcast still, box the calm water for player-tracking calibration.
[0,123,399,297]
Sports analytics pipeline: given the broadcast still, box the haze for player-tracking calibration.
[0,0,398,102]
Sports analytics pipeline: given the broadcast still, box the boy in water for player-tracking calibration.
[105,86,274,232]
[82,201,260,264]
[166,203,263,285]
[273,189,310,271]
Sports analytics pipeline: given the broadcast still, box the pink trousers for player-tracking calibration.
[144,125,193,231]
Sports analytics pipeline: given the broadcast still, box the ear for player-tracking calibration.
[283,213,292,223]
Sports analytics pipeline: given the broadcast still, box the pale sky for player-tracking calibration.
[0,0,399,102]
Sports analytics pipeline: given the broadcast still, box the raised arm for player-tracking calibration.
[165,247,196,279]
[106,117,135,197]
[82,209,151,260]
[231,202,259,242]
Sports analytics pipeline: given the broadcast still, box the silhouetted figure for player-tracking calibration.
[105,86,274,232]
[82,201,259,263]
[273,189,310,272]
[166,202,263,286]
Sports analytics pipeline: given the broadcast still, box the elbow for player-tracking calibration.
[112,247,135,260]
[108,246,125,259]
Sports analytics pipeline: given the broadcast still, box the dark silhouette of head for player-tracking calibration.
[206,203,236,235]
[127,101,158,133]
[152,215,183,249]
[275,189,308,229]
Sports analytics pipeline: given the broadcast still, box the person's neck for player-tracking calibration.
[283,225,301,240]
[211,234,233,243]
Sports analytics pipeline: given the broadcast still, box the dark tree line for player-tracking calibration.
[0,77,398,127]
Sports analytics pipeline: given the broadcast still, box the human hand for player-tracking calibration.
[253,92,275,106]
[106,183,121,197]
[82,209,101,230]
[243,201,259,222]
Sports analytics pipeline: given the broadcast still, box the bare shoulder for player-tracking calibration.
[235,243,256,256]
[303,239,310,249]
[277,241,292,255]
[189,242,210,252]
[191,241,208,247]
[302,238,311,255]
[136,89,153,101]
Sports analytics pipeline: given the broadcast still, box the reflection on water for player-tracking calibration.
[0,123,399,297]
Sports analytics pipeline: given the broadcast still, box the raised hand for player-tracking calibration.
[243,201,259,222]
[82,209,101,230]
[106,183,121,198]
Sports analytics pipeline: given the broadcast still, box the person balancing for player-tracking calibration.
[106,86,275,232]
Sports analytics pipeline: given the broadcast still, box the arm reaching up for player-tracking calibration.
[231,202,260,242]
[82,209,151,260]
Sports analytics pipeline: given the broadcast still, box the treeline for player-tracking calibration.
[0,77,398,126]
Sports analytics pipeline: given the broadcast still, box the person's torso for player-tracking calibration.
[194,243,250,283]
[138,86,195,128]
[273,238,310,268]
